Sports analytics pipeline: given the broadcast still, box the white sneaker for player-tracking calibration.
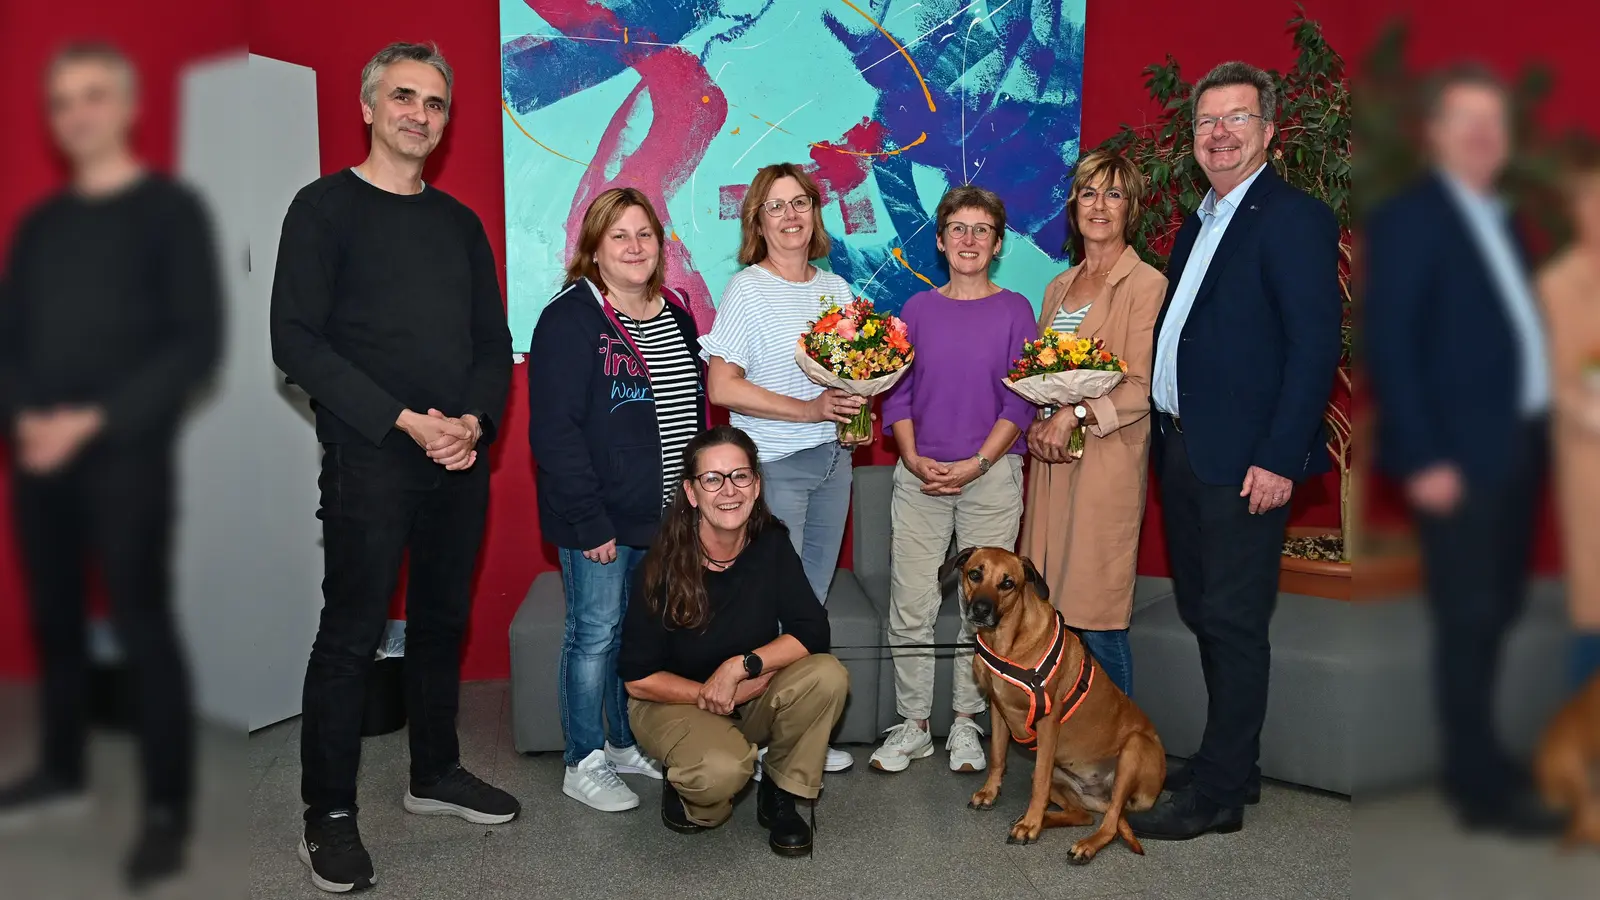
[562,749,640,812]
[605,741,663,780]
[869,720,934,773]
[752,745,855,783]
[946,718,987,773]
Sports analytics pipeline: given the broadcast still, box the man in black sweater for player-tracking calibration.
[0,43,219,891]
[269,42,516,894]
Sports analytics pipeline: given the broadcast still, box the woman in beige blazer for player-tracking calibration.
[1019,150,1167,697]
[1537,148,1600,690]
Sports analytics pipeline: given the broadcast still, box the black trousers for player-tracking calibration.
[10,439,193,819]
[1413,418,1546,812]
[300,439,490,820]
[1156,417,1289,808]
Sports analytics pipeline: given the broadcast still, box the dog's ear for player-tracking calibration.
[939,547,977,597]
[1021,555,1050,603]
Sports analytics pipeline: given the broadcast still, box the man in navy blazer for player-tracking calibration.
[1364,64,1561,836]
[1125,61,1342,841]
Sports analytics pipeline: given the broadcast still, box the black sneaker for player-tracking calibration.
[0,771,89,831]
[404,764,520,825]
[124,808,187,893]
[660,769,705,834]
[756,776,812,857]
[299,810,374,893]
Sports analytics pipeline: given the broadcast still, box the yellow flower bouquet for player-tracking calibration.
[795,296,915,444]
[1004,329,1128,459]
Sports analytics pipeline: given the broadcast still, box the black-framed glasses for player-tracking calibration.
[1193,112,1266,134]
[760,196,815,217]
[691,468,757,491]
[1076,186,1128,206]
[942,221,996,240]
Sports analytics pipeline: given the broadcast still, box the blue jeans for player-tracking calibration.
[558,546,646,767]
[1574,631,1600,692]
[761,442,853,603]
[1078,628,1133,699]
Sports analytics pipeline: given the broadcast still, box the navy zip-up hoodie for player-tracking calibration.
[527,278,707,551]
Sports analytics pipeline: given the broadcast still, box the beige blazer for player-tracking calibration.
[1019,245,1168,630]
[1538,248,1600,628]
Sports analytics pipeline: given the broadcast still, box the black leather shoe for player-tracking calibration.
[1456,790,1565,839]
[1126,787,1243,840]
[1164,760,1261,805]
[660,770,705,834]
[756,776,812,857]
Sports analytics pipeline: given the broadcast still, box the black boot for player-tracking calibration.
[756,776,812,857]
[1164,760,1261,805]
[660,770,705,834]
[124,808,187,893]
[1126,786,1243,840]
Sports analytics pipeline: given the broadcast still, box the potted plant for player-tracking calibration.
[1095,5,1359,599]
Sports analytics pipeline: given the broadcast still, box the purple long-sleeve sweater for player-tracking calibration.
[880,288,1039,460]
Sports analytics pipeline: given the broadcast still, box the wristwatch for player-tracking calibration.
[973,453,993,474]
[742,652,764,679]
[1073,404,1088,423]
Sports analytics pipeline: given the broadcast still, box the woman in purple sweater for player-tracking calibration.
[869,186,1038,775]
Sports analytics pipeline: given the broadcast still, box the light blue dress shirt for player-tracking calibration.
[1438,171,1551,415]
[1151,162,1270,416]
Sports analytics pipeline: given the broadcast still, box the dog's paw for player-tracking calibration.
[1007,816,1042,845]
[1066,841,1096,865]
[968,787,999,810]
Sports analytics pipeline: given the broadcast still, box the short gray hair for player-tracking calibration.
[1192,60,1278,123]
[47,41,138,99]
[360,42,453,115]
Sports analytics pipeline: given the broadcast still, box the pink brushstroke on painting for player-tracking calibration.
[810,119,889,236]
[564,47,725,333]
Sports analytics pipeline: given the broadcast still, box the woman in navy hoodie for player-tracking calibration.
[527,188,707,814]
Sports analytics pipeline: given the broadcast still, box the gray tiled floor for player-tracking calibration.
[250,680,1356,899]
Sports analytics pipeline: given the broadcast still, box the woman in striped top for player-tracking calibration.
[527,188,707,814]
[1019,150,1167,699]
[699,163,867,776]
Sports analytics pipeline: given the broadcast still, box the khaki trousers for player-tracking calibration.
[628,654,849,827]
[888,456,1024,720]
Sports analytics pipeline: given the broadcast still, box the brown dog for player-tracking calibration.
[1534,671,1600,850]
[943,546,1166,864]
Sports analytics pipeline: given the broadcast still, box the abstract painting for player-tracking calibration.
[501,0,1087,349]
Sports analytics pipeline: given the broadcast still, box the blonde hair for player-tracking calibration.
[1066,150,1146,260]
[564,188,667,300]
[737,163,831,265]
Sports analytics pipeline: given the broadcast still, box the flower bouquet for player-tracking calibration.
[795,296,914,444]
[1004,329,1128,459]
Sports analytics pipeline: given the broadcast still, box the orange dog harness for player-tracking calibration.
[974,609,1095,750]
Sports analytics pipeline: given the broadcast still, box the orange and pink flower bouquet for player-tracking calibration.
[1004,329,1128,459]
[795,296,914,444]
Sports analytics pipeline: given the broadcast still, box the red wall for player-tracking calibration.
[1,0,1583,681]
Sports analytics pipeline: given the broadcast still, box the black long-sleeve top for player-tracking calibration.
[0,175,221,441]
[617,525,831,685]
[268,170,511,447]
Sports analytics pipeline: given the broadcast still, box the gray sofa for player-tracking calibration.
[510,464,1575,797]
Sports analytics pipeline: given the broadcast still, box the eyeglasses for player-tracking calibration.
[1076,187,1128,206]
[1193,112,1266,134]
[942,222,996,240]
[760,196,814,218]
[692,468,757,491]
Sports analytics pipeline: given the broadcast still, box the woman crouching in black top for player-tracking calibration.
[617,425,849,856]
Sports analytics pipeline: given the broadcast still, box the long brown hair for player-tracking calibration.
[736,163,831,266]
[640,426,783,630]
[564,187,667,300]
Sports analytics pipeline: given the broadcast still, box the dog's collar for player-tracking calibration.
[974,609,1095,749]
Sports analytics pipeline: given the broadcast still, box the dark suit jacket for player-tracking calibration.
[1363,172,1539,486]
[1152,164,1344,486]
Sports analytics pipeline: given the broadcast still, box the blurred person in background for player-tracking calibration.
[1536,143,1600,692]
[1365,62,1563,836]
[269,42,516,893]
[0,42,220,890]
